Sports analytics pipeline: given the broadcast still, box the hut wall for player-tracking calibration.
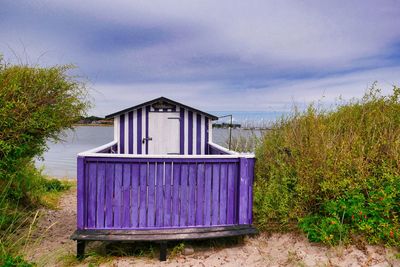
[114,105,212,155]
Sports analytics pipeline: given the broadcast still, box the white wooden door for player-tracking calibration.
[148,112,180,154]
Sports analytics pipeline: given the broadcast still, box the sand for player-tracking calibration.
[26,188,400,267]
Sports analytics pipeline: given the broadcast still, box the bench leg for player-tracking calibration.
[77,240,86,260]
[159,242,167,261]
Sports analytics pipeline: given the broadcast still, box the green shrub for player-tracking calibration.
[255,84,400,246]
[0,57,89,263]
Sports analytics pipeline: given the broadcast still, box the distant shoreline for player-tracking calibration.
[73,123,113,127]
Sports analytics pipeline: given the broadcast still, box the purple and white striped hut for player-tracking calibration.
[71,97,257,261]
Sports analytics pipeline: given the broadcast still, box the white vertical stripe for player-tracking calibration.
[208,119,213,143]
[184,109,189,155]
[133,110,137,154]
[142,107,146,154]
[192,112,197,155]
[115,116,120,153]
[200,115,205,155]
[176,106,180,112]
[124,113,129,154]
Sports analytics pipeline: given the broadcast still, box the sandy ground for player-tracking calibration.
[26,188,400,267]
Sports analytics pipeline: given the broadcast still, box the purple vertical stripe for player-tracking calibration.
[120,114,125,153]
[105,163,114,227]
[205,117,209,154]
[146,106,150,154]
[128,111,133,154]
[180,108,184,154]
[239,157,249,224]
[137,108,142,154]
[96,163,106,228]
[196,114,201,154]
[87,163,97,228]
[77,157,84,229]
[188,111,193,155]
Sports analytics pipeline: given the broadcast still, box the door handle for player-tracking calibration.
[142,137,152,144]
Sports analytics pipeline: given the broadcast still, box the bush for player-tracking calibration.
[255,84,400,246]
[0,57,89,263]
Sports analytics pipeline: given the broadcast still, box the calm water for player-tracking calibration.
[36,126,261,178]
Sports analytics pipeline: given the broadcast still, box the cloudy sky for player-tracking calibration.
[1,0,400,117]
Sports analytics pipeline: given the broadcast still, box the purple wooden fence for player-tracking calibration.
[77,156,254,230]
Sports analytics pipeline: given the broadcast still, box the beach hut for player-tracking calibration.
[71,97,256,260]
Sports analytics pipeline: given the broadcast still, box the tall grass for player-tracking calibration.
[254,84,400,245]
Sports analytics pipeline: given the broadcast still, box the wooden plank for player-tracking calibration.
[155,162,164,227]
[147,163,156,227]
[204,163,212,226]
[131,163,139,228]
[105,163,114,228]
[122,164,131,228]
[96,163,106,228]
[188,163,196,226]
[87,162,97,228]
[74,225,254,235]
[227,163,236,225]
[114,163,123,227]
[164,163,172,227]
[139,163,147,227]
[71,225,258,241]
[179,164,188,226]
[211,163,220,225]
[77,157,85,229]
[219,163,228,225]
[247,158,255,224]
[171,163,181,227]
[195,163,205,226]
[239,158,249,224]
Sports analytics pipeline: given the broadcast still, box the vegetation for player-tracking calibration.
[254,84,400,246]
[0,57,90,264]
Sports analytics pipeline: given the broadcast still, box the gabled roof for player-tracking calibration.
[105,96,218,120]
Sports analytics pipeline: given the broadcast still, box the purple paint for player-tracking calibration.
[120,114,125,154]
[204,163,212,226]
[195,163,205,226]
[128,111,133,154]
[139,163,147,227]
[238,158,249,224]
[137,108,142,154]
[105,163,114,227]
[87,163,97,228]
[77,154,255,230]
[172,163,181,227]
[113,164,123,227]
[219,163,228,225]
[131,164,139,228]
[205,117,209,154]
[96,163,106,228]
[155,163,164,227]
[146,105,150,154]
[188,164,196,225]
[147,163,156,227]
[77,157,84,229]
[122,164,131,228]
[188,111,193,155]
[196,114,201,154]
[211,163,220,225]
[180,164,188,226]
[164,163,172,227]
[180,108,184,154]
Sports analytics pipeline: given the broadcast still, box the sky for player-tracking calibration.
[1,0,400,118]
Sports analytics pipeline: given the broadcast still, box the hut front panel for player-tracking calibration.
[78,157,254,230]
[116,105,211,155]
